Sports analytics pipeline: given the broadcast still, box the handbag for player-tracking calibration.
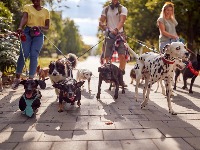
[29,26,40,37]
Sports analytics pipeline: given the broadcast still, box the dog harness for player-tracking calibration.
[22,94,40,117]
[187,61,199,76]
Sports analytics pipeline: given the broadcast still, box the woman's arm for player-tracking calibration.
[158,21,178,39]
[40,19,50,31]
[17,12,28,32]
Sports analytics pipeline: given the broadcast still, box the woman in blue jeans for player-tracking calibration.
[12,0,50,89]
[157,2,179,53]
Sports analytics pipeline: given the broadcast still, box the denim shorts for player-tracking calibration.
[104,38,126,58]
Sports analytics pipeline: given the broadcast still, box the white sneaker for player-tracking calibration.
[11,78,21,90]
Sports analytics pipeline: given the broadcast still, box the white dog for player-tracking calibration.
[76,69,92,93]
[126,42,189,115]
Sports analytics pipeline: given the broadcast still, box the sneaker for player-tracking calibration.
[11,78,21,90]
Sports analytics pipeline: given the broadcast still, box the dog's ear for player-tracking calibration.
[76,81,85,88]
[52,83,63,89]
[19,80,27,85]
[37,80,46,89]
[98,67,102,72]
[162,44,170,53]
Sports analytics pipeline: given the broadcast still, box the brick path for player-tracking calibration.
[0,56,200,150]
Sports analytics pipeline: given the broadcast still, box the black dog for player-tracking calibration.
[19,79,46,117]
[96,62,125,100]
[53,77,85,112]
[174,54,200,93]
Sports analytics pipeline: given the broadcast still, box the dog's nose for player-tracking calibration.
[53,73,57,76]
[185,52,190,57]
[68,92,73,97]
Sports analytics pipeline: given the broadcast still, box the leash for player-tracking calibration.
[17,33,29,77]
[126,36,158,53]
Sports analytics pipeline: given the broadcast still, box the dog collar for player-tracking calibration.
[187,61,199,76]
[162,57,175,64]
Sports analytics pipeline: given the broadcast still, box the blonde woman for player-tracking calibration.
[157,2,179,52]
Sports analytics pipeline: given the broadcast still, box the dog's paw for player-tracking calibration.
[189,90,193,94]
[169,110,177,115]
[122,89,125,94]
[114,94,118,99]
[77,101,81,107]
[96,94,100,100]
[182,86,187,89]
[58,109,63,113]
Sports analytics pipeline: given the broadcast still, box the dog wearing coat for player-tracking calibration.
[96,62,125,100]
[76,69,92,93]
[19,79,46,117]
[53,77,85,112]
[127,42,189,115]
[49,53,77,96]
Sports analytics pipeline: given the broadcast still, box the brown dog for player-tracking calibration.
[36,65,49,80]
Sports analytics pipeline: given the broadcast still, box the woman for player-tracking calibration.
[12,0,50,90]
[157,2,179,52]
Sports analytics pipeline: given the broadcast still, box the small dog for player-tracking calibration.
[36,65,49,80]
[126,42,189,115]
[76,69,92,92]
[52,77,85,112]
[0,71,3,92]
[49,53,77,96]
[174,54,200,93]
[19,79,46,117]
[96,62,125,100]
[130,68,144,84]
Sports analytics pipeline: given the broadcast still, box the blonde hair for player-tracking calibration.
[159,2,177,24]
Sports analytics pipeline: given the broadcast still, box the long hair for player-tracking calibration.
[158,2,178,25]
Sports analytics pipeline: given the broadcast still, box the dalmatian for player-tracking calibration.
[126,42,189,115]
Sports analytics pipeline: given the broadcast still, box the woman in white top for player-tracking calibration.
[157,2,179,52]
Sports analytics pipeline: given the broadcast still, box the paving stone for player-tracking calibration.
[52,141,87,150]
[88,141,123,150]
[60,122,88,130]
[131,129,164,139]
[3,123,34,132]
[89,121,115,129]
[39,131,73,141]
[185,127,200,136]
[103,130,135,140]
[153,138,195,150]
[139,121,169,129]
[73,130,103,140]
[0,143,18,150]
[121,139,159,150]
[14,142,52,150]
[183,137,200,150]
[114,121,142,129]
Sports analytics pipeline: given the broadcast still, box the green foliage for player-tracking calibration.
[0,17,20,74]
[60,18,83,55]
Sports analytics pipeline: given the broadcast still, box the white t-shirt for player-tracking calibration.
[101,5,128,32]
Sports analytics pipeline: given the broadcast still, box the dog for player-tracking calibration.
[130,68,144,84]
[19,79,46,117]
[49,53,77,96]
[0,71,3,92]
[174,54,200,93]
[36,65,49,80]
[96,62,125,100]
[76,69,92,93]
[52,77,85,112]
[127,42,189,115]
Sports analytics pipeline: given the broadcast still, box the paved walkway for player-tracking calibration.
[0,56,200,150]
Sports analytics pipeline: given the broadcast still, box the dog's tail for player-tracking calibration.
[67,53,77,68]
[124,43,139,59]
